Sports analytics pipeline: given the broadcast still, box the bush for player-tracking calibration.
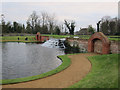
[64,40,80,54]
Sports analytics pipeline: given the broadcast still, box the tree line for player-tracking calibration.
[0,11,75,35]
[100,16,120,35]
[0,11,120,35]
[1,11,62,35]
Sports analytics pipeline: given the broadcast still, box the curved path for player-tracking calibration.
[2,53,97,88]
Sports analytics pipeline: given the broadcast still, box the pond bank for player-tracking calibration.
[2,53,97,88]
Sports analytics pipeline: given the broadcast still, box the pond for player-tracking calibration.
[1,42,64,79]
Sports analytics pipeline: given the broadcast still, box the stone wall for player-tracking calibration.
[66,38,88,53]
[67,38,120,54]
[110,41,120,54]
[94,39,102,54]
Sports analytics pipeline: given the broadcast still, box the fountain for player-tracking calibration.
[41,38,66,49]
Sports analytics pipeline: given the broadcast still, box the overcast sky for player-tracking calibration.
[1,0,119,31]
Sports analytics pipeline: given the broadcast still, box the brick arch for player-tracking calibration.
[36,32,41,41]
[36,32,49,42]
[88,32,110,54]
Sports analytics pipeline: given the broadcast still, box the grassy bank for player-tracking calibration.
[108,38,120,41]
[69,54,119,88]
[1,55,71,85]
[42,34,120,40]
[1,35,120,42]
[41,34,70,38]
[0,36,38,43]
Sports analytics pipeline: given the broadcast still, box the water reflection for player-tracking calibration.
[1,42,64,79]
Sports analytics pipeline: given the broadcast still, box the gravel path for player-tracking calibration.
[2,53,97,88]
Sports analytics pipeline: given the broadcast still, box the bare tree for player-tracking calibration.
[41,12,56,34]
[100,16,119,35]
[27,11,39,33]
[47,14,56,34]
[101,16,111,22]
[41,11,49,27]
[64,20,75,35]
[1,14,5,33]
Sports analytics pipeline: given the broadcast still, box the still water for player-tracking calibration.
[1,42,64,79]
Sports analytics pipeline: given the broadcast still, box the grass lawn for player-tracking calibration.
[0,34,120,42]
[108,38,120,41]
[0,36,39,43]
[1,36,35,40]
[42,34,120,41]
[69,54,119,88]
[42,34,91,39]
[43,34,120,41]
[1,55,71,85]
[41,34,70,38]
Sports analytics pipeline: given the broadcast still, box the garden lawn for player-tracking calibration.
[41,34,70,38]
[69,54,119,88]
[42,34,91,39]
[42,34,120,40]
[108,38,120,41]
[0,36,38,43]
[1,36,35,40]
[37,34,120,41]
[0,35,120,41]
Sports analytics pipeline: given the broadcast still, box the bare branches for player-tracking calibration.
[64,20,75,35]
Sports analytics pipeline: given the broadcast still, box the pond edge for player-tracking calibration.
[1,55,71,85]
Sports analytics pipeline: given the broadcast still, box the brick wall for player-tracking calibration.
[36,32,49,42]
[67,38,120,54]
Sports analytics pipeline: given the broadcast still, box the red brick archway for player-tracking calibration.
[88,32,110,54]
[36,32,41,41]
[36,32,49,42]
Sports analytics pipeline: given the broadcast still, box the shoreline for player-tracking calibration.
[2,53,96,88]
[1,55,71,85]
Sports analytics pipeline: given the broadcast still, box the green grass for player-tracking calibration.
[43,34,120,41]
[108,38,120,41]
[0,36,37,42]
[1,36,35,40]
[107,35,120,41]
[41,34,70,38]
[41,34,91,39]
[108,35,120,37]
[1,55,71,85]
[69,54,119,88]
[0,34,119,42]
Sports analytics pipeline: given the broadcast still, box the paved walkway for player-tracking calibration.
[2,53,97,88]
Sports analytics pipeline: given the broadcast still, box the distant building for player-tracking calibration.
[75,28,92,35]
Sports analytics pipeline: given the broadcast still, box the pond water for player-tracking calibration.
[1,42,64,79]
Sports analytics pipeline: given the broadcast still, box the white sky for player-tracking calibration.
[1,0,119,2]
[0,0,119,31]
